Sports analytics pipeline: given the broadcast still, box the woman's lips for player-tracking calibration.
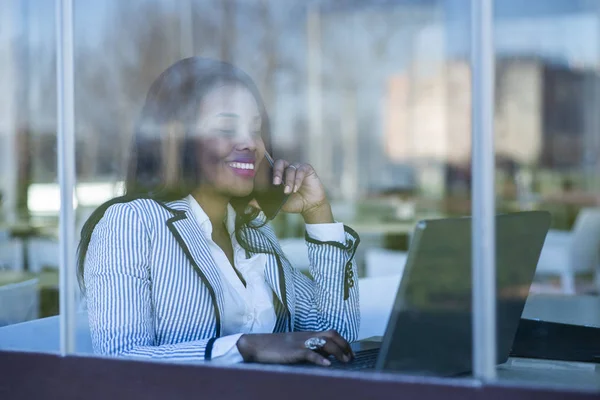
[228,161,255,178]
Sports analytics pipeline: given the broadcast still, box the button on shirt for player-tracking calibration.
[185,195,345,363]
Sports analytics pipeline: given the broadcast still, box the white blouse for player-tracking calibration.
[185,195,345,363]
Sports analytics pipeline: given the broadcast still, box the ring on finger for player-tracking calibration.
[287,164,298,170]
[304,337,327,350]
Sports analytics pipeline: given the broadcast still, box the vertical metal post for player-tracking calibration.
[0,0,18,226]
[56,0,76,355]
[471,0,496,380]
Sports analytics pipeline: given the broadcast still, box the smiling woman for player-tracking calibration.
[76,57,361,366]
[192,84,264,194]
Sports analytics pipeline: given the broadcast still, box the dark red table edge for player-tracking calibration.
[1,351,599,400]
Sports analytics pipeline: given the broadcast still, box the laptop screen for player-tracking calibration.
[376,211,551,376]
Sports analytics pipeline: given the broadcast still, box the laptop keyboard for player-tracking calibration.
[329,348,380,370]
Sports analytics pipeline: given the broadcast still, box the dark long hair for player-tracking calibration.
[77,57,274,291]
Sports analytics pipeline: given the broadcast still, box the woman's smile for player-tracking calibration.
[227,161,256,178]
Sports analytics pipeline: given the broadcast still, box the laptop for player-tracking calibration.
[330,211,551,375]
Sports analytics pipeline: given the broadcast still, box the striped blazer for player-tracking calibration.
[84,198,360,362]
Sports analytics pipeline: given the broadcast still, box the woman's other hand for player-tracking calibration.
[236,330,353,366]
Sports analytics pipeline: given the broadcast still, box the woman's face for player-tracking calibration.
[194,84,266,198]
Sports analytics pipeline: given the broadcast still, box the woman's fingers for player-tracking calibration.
[291,165,309,193]
[319,338,349,363]
[303,349,331,367]
[321,330,354,358]
[272,159,289,185]
[272,160,314,194]
[283,164,299,194]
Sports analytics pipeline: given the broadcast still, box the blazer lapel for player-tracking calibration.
[163,200,225,337]
[266,253,296,332]
[243,225,296,331]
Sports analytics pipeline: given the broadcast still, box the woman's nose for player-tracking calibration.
[234,131,257,151]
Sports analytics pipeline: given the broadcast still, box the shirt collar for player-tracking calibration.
[185,195,236,236]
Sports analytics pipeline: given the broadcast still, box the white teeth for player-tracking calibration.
[229,162,254,170]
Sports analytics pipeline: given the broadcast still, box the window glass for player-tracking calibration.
[494,0,600,390]
[63,0,478,372]
[17,0,600,388]
[0,0,60,353]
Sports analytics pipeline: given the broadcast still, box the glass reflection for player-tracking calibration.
[0,0,597,391]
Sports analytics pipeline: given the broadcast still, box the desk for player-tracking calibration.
[359,275,600,389]
[0,270,59,318]
[0,270,58,287]
[1,275,599,396]
[348,213,444,236]
[359,277,600,337]
[523,294,600,327]
[498,359,600,390]
[3,350,599,400]
[348,221,416,236]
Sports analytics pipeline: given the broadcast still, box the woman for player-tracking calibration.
[78,57,360,366]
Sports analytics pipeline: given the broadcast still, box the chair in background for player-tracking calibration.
[0,279,39,327]
[364,247,408,278]
[27,206,96,272]
[27,237,60,273]
[0,230,23,270]
[535,208,600,294]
